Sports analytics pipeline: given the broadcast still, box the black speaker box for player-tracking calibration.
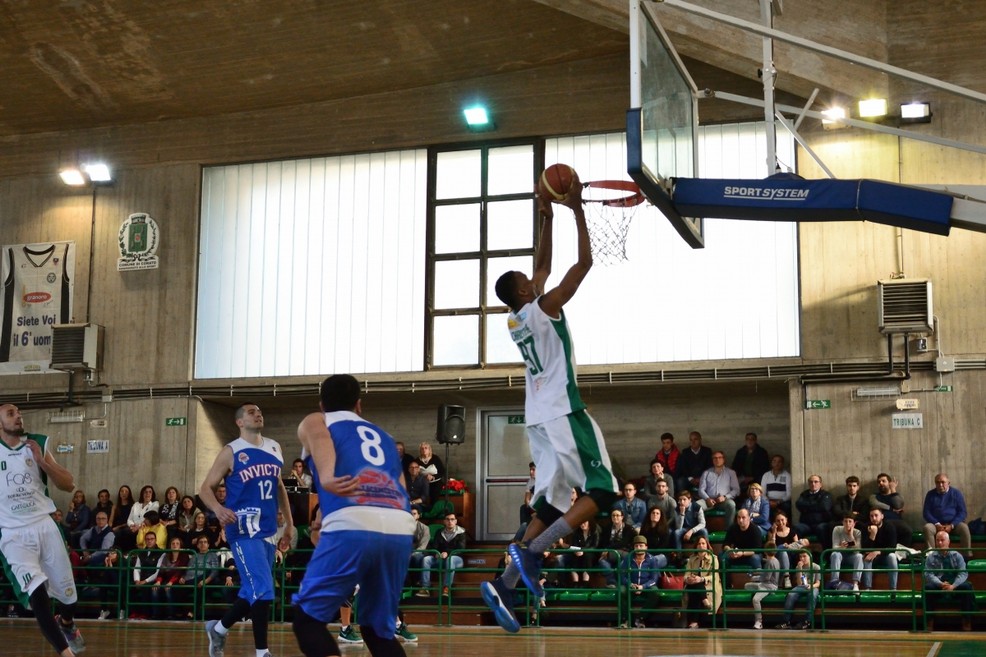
[436,404,466,444]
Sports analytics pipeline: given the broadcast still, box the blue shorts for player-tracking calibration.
[293,530,412,639]
[229,538,277,603]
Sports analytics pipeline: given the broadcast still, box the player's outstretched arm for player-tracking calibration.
[298,412,360,497]
[530,192,554,294]
[32,441,75,492]
[199,447,237,526]
[540,181,591,318]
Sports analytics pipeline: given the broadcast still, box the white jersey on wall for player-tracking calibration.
[0,434,57,528]
[507,298,586,425]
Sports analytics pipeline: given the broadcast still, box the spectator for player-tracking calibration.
[406,460,431,514]
[120,484,159,552]
[828,515,863,590]
[419,513,466,597]
[273,509,298,550]
[408,508,430,587]
[722,508,764,579]
[396,441,417,485]
[199,483,226,524]
[130,531,164,619]
[183,535,220,611]
[136,510,167,549]
[745,542,779,629]
[671,490,708,550]
[682,536,721,629]
[597,509,636,587]
[731,432,771,492]
[861,509,898,591]
[742,483,771,537]
[922,473,972,556]
[614,482,647,532]
[642,459,675,502]
[768,511,808,588]
[793,475,833,547]
[79,510,116,569]
[417,442,446,502]
[620,535,662,628]
[869,472,912,540]
[776,550,821,629]
[187,511,213,548]
[654,432,680,479]
[158,486,181,534]
[761,454,792,518]
[152,536,190,620]
[924,531,975,632]
[832,475,868,528]
[697,451,739,528]
[110,485,135,535]
[64,489,92,549]
[677,431,713,495]
[287,458,313,490]
[567,519,601,587]
[519,462,536,527]
[647,479,676,525]
[92,488,114,521]
[639,507,673,560]
[176,495,200,542]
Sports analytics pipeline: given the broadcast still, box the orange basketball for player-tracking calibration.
[538,164,577,202]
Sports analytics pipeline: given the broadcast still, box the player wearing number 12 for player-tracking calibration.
[483,173,620,633]
[199,403,293,657]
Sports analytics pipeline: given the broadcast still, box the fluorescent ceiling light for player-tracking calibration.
[59,168,86,186]
[855,385,900,397]
[858,98,888,118]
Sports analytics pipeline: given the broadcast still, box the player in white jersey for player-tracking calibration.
[481,178,619,633]
[0,404,85,656]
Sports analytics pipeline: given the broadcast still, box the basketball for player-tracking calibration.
[538,163,578,202]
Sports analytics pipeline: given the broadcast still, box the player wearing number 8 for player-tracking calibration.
[483,172,620,633]
[292,374,415,657]
[199,403,293,657]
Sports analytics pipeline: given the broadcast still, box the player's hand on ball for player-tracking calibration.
[535,187,554,219]
[560,172,583,209]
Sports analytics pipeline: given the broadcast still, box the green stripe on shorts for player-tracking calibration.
[566,410,615,493]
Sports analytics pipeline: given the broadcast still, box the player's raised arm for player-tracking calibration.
[530,192,554,294]
[539,179,591,317]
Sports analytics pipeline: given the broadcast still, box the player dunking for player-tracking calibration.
[482,174,619,632]
[0,404,85,656]
[292,374,415,657]
[200,403,293,657]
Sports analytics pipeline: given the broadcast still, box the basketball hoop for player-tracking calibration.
[580,180,647,265]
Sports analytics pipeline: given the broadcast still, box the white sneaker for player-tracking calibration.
[98,609,111,621]
[852,582,860,592]
[753,620,763,630]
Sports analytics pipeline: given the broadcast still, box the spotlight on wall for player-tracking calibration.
[858,98,888,119]
[463,105,495,132]
[84,162,112,183]
[59,167,87,186]
[821,106,848,129]
[59,161,113,186]
[900,101,932,123]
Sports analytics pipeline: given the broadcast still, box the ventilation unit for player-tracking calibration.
[877,279,933,335]
[50,323,104,371]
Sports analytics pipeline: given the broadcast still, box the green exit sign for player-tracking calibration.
[507,415,525,424]
[165,417,187,426]
[805,400,831,410]
[934,385,953,392]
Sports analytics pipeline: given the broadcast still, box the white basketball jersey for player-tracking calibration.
[0,434,57,528]
[507,298,585,425]
[0,243,73,364]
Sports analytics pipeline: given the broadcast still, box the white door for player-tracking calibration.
[478,410,531,541]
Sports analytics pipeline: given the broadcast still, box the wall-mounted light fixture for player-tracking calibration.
[463,104,495,132]
[821,106,848,129]
[858,98,889,119]
[855,385,901,398]
[900,101,932,124]
[59,161,113,186]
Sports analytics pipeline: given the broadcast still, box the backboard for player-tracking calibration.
[628,0,704,248]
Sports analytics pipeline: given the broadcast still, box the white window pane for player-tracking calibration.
[486,313,521,365]
[488,145,535,196]
[436,150,481,199]
[487,255,532,307]
[434,259,479,309]
[433,315,478,366]
[487,200,534,251]
[435,204,480,254]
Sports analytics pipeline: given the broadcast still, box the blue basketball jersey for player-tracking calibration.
[224,436,284,541]
[307,411,410,524]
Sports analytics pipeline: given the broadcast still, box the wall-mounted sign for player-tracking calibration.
[892,412,923,429]
[166,417,187,426]
[118,213,160,271]
[805,400,831,409]
[87,440,110,454]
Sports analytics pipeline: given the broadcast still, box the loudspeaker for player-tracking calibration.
[436,404,466,445]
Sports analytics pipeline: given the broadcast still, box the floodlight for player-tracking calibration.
[858,98,888,118]
[59,168,86,186]
[84,162,112,183]
[821,106,847,129]
[900,102,931,123]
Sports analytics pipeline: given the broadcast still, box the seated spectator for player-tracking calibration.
[677,431,712,495]
[832,475,868,535]
[922,473,972,557]
[869,472,912,541]
[187,511,213,548]
[408,507,430,586]
[273,509,297,550]
[768,511,808,588]
[861,509,898,591]
[776,549,821,629]
[620,535,662,628]
[110,485,135,542]
[136,510,167,549]
[51,508,68,542]
[64,490,92,549]
[406,460,431,514]
[793,475,833,547]
[647,479,676,526]
[731,432,770,494]
[130,531,164,619]
[158,486,181,535]
[761,454,792,518]
[682,536,721,629]
[598,509,636,587]
[417,442,446,503]
[721,508,764,578]
[79,510,116,570]
[671,490,708,550]
[639,507,673,562]
[654,432,680,480]
[183,535,221,611]
[176,495,200,540]
[742,483,771,537]
[152,536,190,620]
[614,482,647,532]
[697,451,739,528]
[120,484,159,552]
[828,515,863,590]
[519,462,536,527]
[567,519,601,587]
[199,483,226,524]
[642,459,675,502]
[92,488,114,522]
[286,458,313,490]
[396,441,416,484]
[419,513,466,597]
[924,531,975,632]
[744,542,779,629]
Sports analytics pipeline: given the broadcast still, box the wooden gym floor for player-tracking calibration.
[1,620,985,657]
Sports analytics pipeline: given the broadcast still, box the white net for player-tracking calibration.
[581,181,647,265]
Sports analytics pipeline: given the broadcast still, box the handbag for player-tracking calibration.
[660,572,685,589]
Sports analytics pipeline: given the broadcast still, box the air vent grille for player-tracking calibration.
[877,279,932,335]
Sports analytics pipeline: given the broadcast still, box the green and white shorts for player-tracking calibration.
[0,515,78,607]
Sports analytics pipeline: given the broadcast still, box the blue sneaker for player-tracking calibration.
[508,542,543,598]
[481,578,520,633]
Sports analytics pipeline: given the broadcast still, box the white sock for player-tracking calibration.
[256,650,268,657]
[215,622,229,636]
